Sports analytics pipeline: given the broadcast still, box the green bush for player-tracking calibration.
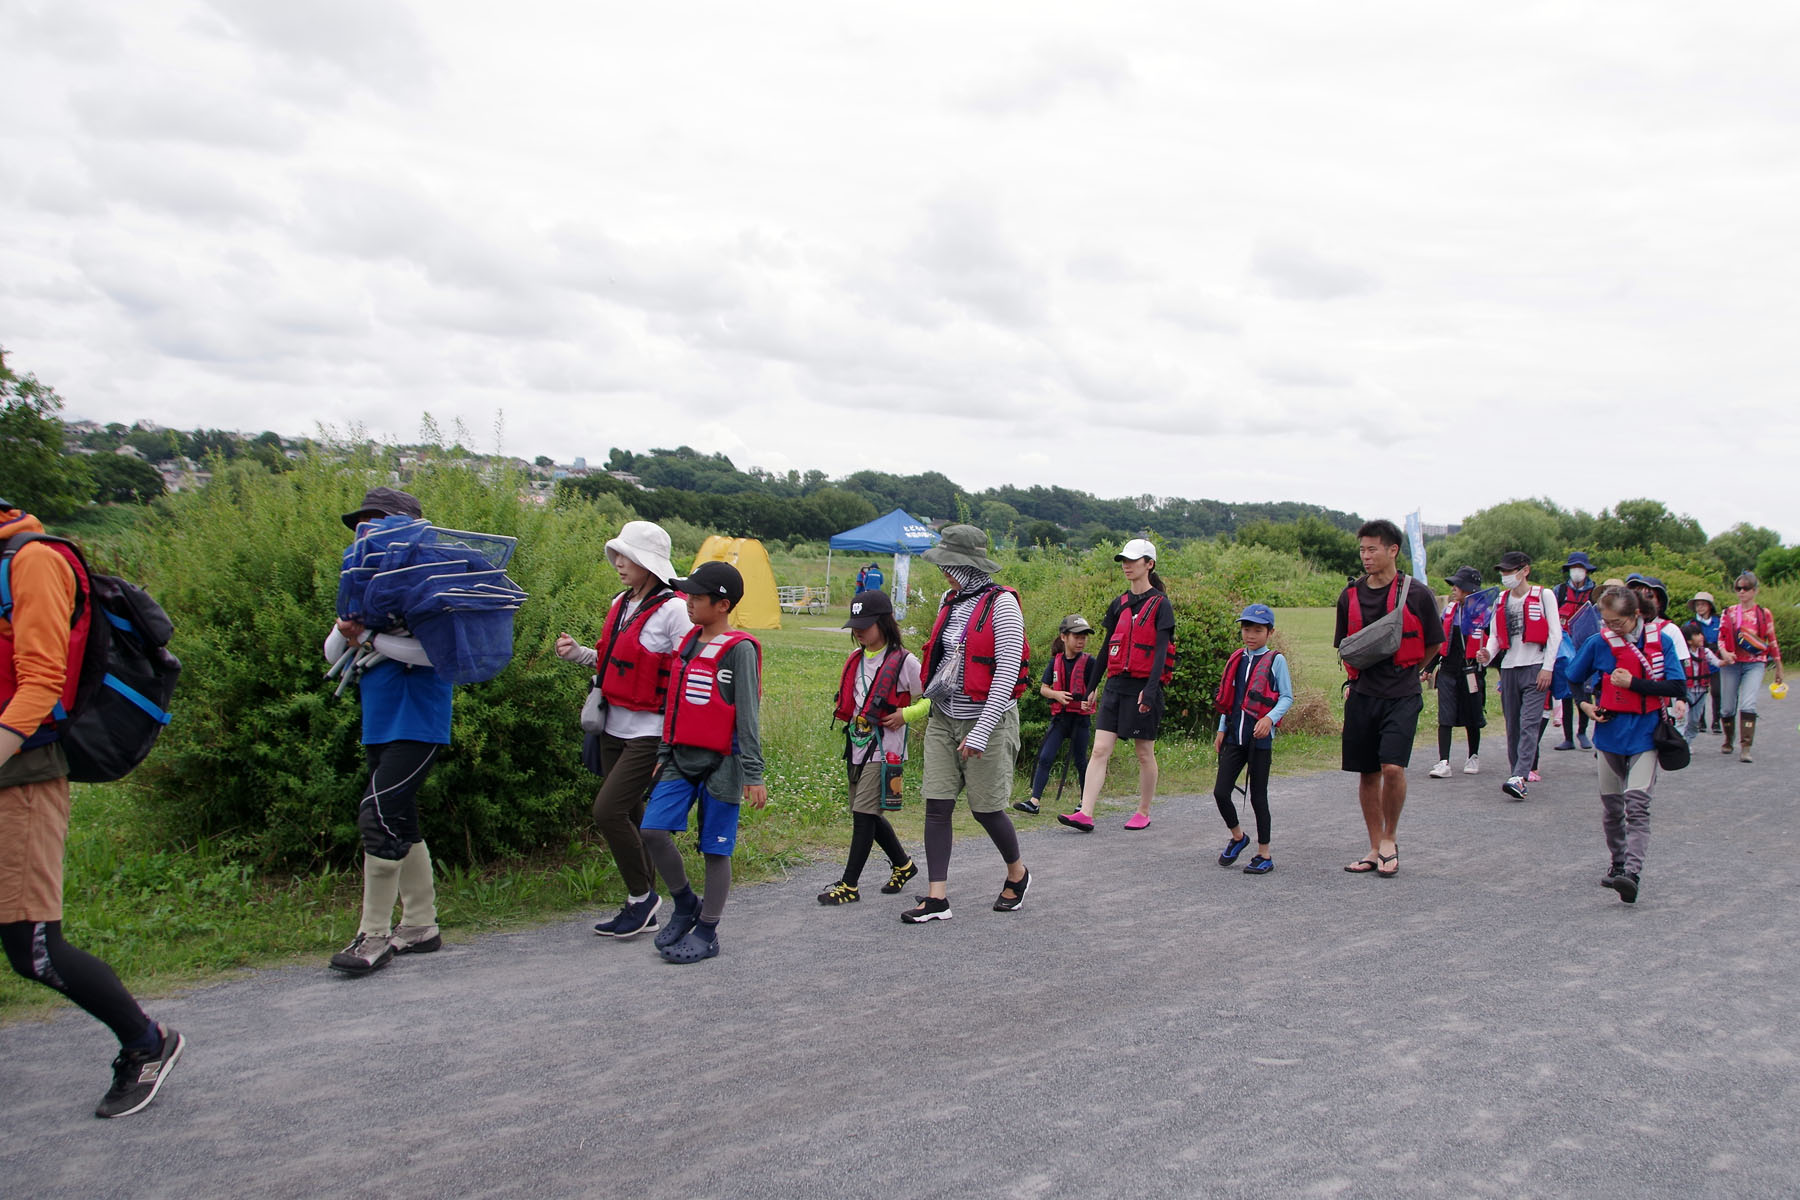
[121,453,633,868]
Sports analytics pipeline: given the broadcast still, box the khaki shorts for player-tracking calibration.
[0,777,72,923]
[847,759,900,815]
[922,707,1020,813]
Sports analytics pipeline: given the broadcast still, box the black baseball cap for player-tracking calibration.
[1495,550,1531,571]
[843,589,894,629]
[342,486,423,530]
[1444,566,1483,592]
[673,561,744,604]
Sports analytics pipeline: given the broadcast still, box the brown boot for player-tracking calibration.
[1720,716,1735,753]
[1739,714,1756,763]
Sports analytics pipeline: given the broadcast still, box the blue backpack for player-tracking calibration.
[1,532,181,783]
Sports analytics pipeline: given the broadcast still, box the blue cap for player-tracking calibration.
[1237,603,1276,627]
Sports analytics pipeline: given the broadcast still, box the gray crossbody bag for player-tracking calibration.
[1338,574,1413,670]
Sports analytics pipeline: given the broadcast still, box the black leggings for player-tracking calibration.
[842,812,908,887]
[1,920,150,1046]
[1213,741,1272,845]
[1437,725,1482,760]
[923,798,1021,884]
[1029,715,1090,798]
[359,740,440,860]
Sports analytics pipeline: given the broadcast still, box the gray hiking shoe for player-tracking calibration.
[329,931,395,975]
[390,924,442,954]
[95,1025,186,1119]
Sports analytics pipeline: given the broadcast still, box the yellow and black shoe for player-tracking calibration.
[880,860,919,895]
[817,881,860,905]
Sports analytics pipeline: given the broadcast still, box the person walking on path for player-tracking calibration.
[554,521,692,939]
[1689,591,1724,734]
[325,488,453,976]
[640,562,767,963]
[1679,622,1721,744]
[1550,551,1598,751]
[1477,551,1561,800]
[1336,519,1442,879]
[0,502,186,1119]
[1016,614,1098,815]
[1210,604,1295,874]
[1717,571,1784,763]
[817,589,924,905]
[1570,587,1685,904]
[906,525,1031,923]
[1428,566,1489,779]
[1058,539,1174,833]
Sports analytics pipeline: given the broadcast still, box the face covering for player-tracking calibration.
[1501,573,1522,590]
[1569,568,1587,585]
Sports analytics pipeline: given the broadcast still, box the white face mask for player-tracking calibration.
[1501,572,1522,590]
[1569,568,1587,585]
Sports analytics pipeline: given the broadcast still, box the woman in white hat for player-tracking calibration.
[555,521,693,938]
[1689,591,1722,734]
[1058,539,1174,833]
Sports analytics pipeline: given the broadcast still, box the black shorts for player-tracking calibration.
[1341,690,1423,774]
[1096,676,1163,741]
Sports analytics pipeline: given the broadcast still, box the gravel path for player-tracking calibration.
[5,716,1797,1199]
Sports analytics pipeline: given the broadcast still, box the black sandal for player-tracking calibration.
[993,867,1031,912]
[1376,850,1399,878]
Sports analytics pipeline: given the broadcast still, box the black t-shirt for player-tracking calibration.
[1334,576,1444,699]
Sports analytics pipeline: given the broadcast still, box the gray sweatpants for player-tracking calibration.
[1597,750,1656,874]
[1498,665,1548,779]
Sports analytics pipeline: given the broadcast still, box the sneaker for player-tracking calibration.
[1013,798,1041,815]
[1218,832,1250,866]
[1056,811,1095,832]
[1552,739,1576,751]
[1602,871,1640,904]
[1527,770,1542,783]
[659,926,720,964]
[1600,862,1624,886]
[1428,759,1452,779]
[993,867,1030,912]
[390,924,442,954]
[1578,734,1593,750]
[329,931,394,974]
[595,893,661,939]
[880,860,919,895]
[1462,755,1481,775]
[1123,812,1151,831]
[654,892,701,950]
[1243,854,1274,874]
[95,1026,186,1119]
[1502,777,1527,800]
[901,896,952,923]
[817,881,860,905]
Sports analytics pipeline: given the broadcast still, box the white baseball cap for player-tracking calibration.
[1114,538,1158,563]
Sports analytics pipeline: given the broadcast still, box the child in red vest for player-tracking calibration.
[640,562,767,963]
[1016,614,1099,815]
[818,590,926,905]
[1211,605,1295,874]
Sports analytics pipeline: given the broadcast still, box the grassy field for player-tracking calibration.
[3,604,1434,1020]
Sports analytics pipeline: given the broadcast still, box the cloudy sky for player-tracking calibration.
[3,2,1794,537]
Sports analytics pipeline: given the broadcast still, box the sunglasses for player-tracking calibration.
[1736,585,1756,591]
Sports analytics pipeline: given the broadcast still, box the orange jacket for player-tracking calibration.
[0,509,78,743]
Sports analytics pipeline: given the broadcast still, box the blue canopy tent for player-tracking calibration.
[827,509,939,617]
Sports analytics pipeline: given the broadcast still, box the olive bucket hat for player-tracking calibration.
[920,524,1001,574]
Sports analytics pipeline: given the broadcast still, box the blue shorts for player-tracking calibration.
[642,777,742,856]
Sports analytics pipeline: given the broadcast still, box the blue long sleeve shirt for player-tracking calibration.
[1216,648,1295,748]
[1566,627,1685,756]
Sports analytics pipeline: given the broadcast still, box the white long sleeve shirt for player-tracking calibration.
[1482,585,1563,670]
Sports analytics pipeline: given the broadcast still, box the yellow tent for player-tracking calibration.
[690,536,781,630]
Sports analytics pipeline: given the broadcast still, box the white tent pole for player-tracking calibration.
[825,549,833,605]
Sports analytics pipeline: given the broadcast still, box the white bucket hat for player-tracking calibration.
[605,521,677,584]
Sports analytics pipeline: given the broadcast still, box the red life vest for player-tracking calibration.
[1214,648,1282,723]
[1554,581,1595,631]
[661,629,762,755]
[1049,652,1097,716]
[0,537,92,747]
[921,586,1031,703]
[1341,576,1428,680]
[1686,647,1712,684]
[1441,599,1487,664]
[1105,591,1176,684]
[833,645,912,724]
[1597,626,1667,715]
[1722,604,1775,661]
[1491,587,1553,650]
[595,589,679,712]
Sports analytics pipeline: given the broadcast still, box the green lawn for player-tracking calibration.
[4,605,1414,1020]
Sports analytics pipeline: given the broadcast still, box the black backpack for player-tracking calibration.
[1,532,181,783]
